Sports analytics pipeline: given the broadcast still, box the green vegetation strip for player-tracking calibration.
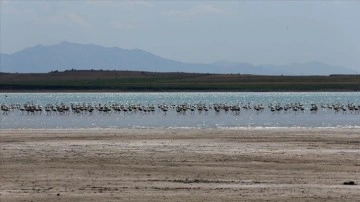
[1,71,360,91]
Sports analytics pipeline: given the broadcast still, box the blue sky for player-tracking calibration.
[1,0,359,70]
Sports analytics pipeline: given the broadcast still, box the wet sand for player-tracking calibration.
[1,128,359,201]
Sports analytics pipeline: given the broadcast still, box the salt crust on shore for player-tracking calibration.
[1,128,359,201]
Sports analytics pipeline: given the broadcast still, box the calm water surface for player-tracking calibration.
[1,92,360,129]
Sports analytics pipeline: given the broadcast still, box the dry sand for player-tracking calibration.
[0,128,359,201]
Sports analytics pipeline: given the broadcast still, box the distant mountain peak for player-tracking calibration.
[53,41,74,47]
[0,41,357,75]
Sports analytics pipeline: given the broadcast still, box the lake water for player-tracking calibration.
[1,92,360,129]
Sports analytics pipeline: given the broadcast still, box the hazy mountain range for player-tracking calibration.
[0,41,357,75]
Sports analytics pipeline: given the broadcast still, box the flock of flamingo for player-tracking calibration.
[1,102,360,116]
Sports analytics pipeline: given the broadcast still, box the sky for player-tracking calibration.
[1,0,360,70]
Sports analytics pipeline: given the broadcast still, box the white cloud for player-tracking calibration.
[126,1,152,8]
[2,5,44,24]
[2,3,20,16]
[85,0,152,10]
[111,21,135,30]
[2,2,90,27]
[28,12,90,27]
[66,12,90,27]
[162,4,226,17]
[5,8,90,28]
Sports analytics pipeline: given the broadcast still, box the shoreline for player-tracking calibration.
[2,126,360,131]
[1,128,359,201]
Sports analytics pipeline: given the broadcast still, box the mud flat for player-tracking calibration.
[1,128,359,201]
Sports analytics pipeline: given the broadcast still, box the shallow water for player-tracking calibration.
[1,92,360,129]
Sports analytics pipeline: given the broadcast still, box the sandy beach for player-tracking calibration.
[0,128,359,201]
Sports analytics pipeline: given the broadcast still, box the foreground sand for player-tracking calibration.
[0,128,359,201]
